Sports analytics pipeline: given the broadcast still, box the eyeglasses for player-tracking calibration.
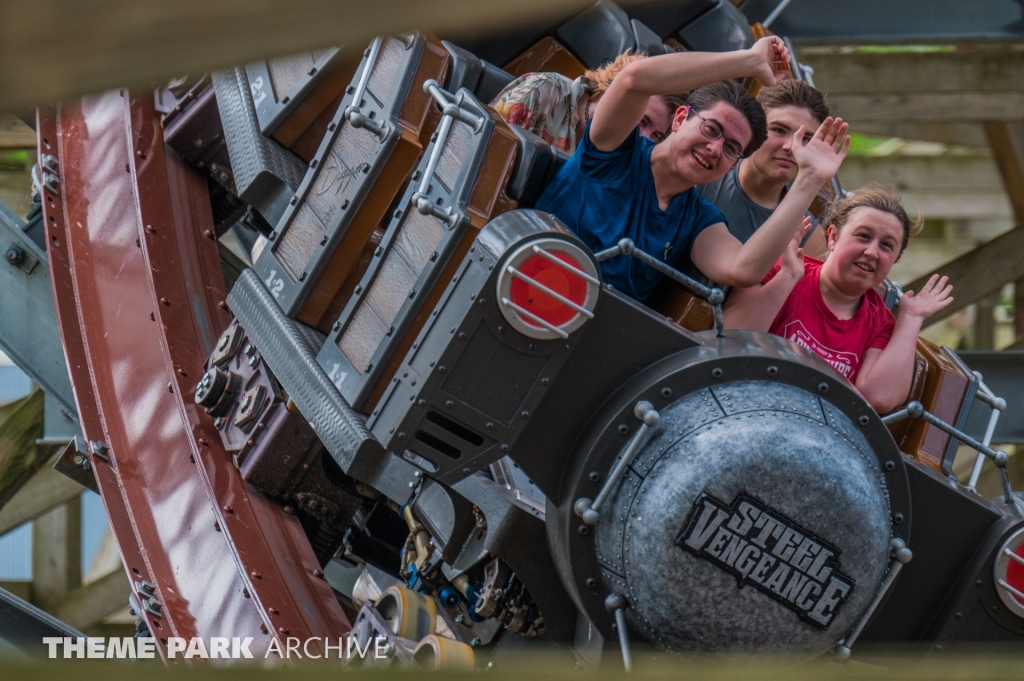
[689,108,745,161]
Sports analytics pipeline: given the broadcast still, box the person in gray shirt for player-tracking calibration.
[699,80,831,256]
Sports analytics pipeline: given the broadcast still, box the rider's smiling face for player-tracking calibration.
[824,206,904,295]
[662,101,752,187]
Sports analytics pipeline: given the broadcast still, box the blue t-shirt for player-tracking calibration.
[535,123,726,301]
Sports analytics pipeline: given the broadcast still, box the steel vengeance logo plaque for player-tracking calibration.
[676,493,855,629]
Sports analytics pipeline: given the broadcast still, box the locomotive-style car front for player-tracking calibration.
[32,1,1024,667]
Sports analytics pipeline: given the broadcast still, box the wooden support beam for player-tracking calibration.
[801,49,1024,95]
[42,568,130,631]
[853,122,989,148]
[905,223,1024,328]
[0,458,84,537]
[985,122,1024,219]
[799,50,1024,124]
[826,92,1024,124]
[0,390,56,510]
[975,296,996,350]
[837,155,1012,219]
[0,114,36,150]
[983,122,1024,347]
[0,0,592,112]
[31,497,81,605]
[841,155,1003,193]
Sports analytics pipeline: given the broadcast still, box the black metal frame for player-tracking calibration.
[246,48,344,137]
[254,34,427,316]
[317,86,494,409]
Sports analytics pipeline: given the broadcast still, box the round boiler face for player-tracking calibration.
[595,381,892,655]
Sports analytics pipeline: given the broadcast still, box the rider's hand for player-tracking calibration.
[749,36,791,87]
[791,117,851,184]
[899,274,954,320]
[780,216,813,282]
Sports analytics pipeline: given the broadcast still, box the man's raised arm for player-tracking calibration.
[588,36,791,152]
[691,117,850,288]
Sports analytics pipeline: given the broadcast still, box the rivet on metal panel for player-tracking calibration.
[269,607,279,615]
[312,569,324,579]
[279,627,290,635]
[204,229,215,240]
[223,505,233,514]
[160,298,170,306]
[198,438,208,446]
[283,506,295,515]
[145,224,156,234]
[251,571,262,579]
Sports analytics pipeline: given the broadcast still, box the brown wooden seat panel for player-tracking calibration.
[887,339,976,475]
[504,37,587,80]
[297,37,451,332]
[316,90,519,413]
[647,283,715,333]
[250,49,364,162]
[362,112,519,412]
[254,35,451,334]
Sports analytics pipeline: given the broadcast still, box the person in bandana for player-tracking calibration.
[491,52,687,153]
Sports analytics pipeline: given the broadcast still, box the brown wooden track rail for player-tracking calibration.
[38,90,350,661]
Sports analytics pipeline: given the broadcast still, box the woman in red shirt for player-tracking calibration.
[723,184,953,413]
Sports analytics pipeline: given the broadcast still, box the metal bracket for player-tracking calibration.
[574,401,659,525]
[966,372,1007,492]
[345,38,390,139]
[604,593,632,672]
[594,238,726,337]
[53,437,98,494]
[834,537,913,662]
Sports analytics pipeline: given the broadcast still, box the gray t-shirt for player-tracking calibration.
[697,162,775,244]
[689,163,813,290]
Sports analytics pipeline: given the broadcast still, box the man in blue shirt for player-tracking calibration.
[536,37,850,301]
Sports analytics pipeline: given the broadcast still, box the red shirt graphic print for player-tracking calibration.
[763,257,895,383]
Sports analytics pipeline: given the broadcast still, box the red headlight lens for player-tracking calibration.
[509,252,588,328]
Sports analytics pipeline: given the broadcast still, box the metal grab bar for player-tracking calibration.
[594,238,726,337]
[883,400,1014,504]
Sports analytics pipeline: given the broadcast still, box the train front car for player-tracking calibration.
[396,209,911,659]
[45,4,1024,665]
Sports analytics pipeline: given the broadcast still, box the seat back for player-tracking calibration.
[506,125,571,207]
[556,0,638,68]
[887,339,979,476]
[213,67,308,226]
[246,48,363,161]
[676,0,754,52]
[317,86,519,412]
[647,284,715,332]
[253,35,450,333]
[504,37,587,80]
[442,41,517,104]
[628,0,717,39]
